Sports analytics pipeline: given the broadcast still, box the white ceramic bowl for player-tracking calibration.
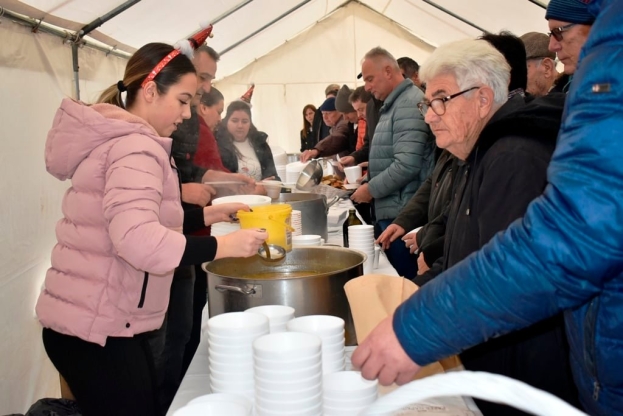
[253,332,321,360]
[172,401,249,416]
[208,348,253,362]
[322,342,346,355]
[208,345,253,358]
[212,195,272,207]
[207,329,267,341]
[255,392,322,412]
[286,315,345,337]
[208,340,254,353]
[210,378,254,391]
[269,324,287,333]
[323,371,378,397]
[255,373,322,391]
[208,360,253,373]
[207,312,269,336]
[254,352,321,369]
[255,384,322,401]
[245,305,295,323]
[187,393,253,414]
[347,224,374,232]
[253,362,321,379]
[210,367,254,383]
[292,235,322,245]
[320,330,345,345]
[255,403,322,416]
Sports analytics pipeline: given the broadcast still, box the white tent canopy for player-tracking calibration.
[0,0,552,413]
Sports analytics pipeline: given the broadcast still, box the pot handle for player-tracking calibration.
[215,284,256,295]
[325,196,340,212]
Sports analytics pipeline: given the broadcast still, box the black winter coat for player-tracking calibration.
[215,128,280,181]
[416,93,580,415]
[392,149,457,267]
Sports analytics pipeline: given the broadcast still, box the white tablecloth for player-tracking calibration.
[167,200,481,415]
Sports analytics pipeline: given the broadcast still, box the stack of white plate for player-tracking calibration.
[286,315,346,374]
[173,393,253,416]
[291,210,302,236]
[286,161,307,184]
[207,312,269,402]
[348,224,375,274]
[323,371,378,415]
[292,234,323,247]
[253,332,324,416]
[245,305,295,333]
[211,221,240,237]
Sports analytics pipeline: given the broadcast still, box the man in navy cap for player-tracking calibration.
[546,0,595,91]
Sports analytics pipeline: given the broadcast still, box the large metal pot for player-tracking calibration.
[204,247,364,345]
[275,193,339,240]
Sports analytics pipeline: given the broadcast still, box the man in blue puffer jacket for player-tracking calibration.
[352,1,623,414]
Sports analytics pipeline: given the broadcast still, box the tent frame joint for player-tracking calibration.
[31,17,44,33]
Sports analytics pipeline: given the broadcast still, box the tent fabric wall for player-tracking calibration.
[215,1,435,153]
[0,20,125,414]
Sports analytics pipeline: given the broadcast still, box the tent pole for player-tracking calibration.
[0,8,131,59]
[72,42,81,100]
[78,0,142,37]
[527,0,547,9]
[71,0,141,100]
[420,0,489,34]
[219,0,313,56]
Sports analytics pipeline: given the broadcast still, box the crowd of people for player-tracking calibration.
[33,0,622,415]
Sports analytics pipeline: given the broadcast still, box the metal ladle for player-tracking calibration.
[256,227,286,262]
[296,159,324,191]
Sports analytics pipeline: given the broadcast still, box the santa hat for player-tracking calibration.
[240,83,255,103]
[141,23,214,88]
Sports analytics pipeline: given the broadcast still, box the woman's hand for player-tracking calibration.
[182,183,216,207]
[215,228,268,259]
[203,203,250,226]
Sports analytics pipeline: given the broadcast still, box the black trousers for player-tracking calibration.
[42,328,159,416]
[182,263,208,375]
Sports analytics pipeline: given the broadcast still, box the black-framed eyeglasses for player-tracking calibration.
[417,86,479,117]
[548,23,576,42]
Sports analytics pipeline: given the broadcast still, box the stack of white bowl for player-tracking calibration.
[173,393,253,416]
[291,210,302,236]
[322,371,379,415]
[245,305,295,333]
[207,312,269,402]
[286,315,346,374]
[253,332,324,416]
[276,165,287,183]
[292,234,323,248]
[348,224,375,274]
[286,161,307,184]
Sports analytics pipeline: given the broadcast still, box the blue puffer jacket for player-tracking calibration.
[393,2,623,415]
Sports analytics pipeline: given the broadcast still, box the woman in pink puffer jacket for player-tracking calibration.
[36,42,268,416]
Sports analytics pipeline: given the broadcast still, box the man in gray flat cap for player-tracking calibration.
[521,32,559,97]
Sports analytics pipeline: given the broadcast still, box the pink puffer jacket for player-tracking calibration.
[36,99,187,346]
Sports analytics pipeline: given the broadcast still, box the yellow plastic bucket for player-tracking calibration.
[238,204,293,251]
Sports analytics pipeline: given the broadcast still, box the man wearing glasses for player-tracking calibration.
[546,0,594,91]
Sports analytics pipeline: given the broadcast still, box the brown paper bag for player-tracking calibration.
[344,274,459,379]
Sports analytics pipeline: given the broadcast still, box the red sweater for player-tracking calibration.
[194,117,230,173]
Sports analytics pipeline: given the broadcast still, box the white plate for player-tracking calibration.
[343,183,360,190]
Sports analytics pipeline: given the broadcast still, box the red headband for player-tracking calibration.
[141,24,214,88]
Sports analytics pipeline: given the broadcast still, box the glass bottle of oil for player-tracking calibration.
[343,208,362,247]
